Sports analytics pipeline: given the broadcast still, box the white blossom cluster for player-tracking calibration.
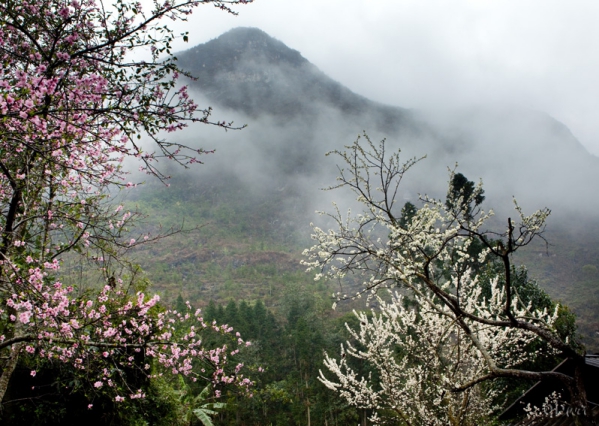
[306,136,574,424]
[523,391,587,420]
[319,276,556,425]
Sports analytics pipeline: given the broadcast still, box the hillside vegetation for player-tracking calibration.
[125,27,599,351]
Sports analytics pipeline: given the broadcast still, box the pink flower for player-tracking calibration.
[58,7,70,18]
[115,395,124,402]
[30,370,36,377]
[19,312,31,324]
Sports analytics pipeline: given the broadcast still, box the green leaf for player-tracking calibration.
[208,402,226,410]
[198,384,211,400]
[192,409,216,426]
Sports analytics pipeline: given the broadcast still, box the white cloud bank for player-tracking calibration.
[164,0,599,156]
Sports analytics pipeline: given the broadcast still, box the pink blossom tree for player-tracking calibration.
[0,0,253,404]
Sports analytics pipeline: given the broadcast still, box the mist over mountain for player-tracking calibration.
[127,27,599,349]
[175,27,413,130]
[174,27,599,220]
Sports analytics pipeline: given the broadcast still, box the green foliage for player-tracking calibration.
[554,305,579,344]
[582,264,598,276]
[190,385,227,426]
[114,117,599,422]
[399,201,418,229]
[194,291,359,426]
[1,358,183,426]
[175,293,187,313]
[446,172,485,219]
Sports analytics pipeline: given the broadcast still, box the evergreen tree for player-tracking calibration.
[446,172,485,219]
[399,201,418,229]
[204,300,219,323]
[224,300,240,327]
[175,294,187,313]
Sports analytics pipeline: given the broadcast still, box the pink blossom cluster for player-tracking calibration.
[0,0,253,404]
[2,265,254,400]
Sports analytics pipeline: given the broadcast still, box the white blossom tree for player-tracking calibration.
[320,290,505,426]
[304,133,588,424]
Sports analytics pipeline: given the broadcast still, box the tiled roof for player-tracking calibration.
[585,355,599,369]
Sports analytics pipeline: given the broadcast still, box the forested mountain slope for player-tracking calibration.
[129,27,599,350]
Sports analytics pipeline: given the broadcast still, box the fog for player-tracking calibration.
[163,0,599,158]
[126,15,599,242]
[137,84,599,239]
[122,4,599,352]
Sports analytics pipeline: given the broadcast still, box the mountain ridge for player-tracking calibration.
[128,27,599,351]
[176,27,596,156]
[175,27,415,132]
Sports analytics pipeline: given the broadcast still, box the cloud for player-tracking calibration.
[167,0,599,156]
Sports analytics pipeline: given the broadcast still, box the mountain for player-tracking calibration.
[128,27,599,350]
[175,27,599,218]
[175,27,414,132]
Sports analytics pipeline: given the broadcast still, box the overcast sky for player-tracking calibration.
[167,0,599,156]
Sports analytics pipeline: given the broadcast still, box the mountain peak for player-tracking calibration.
[178,27,307,70]
[175,27,403,120]
[219,26,269,39]
[215,27,293,49]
